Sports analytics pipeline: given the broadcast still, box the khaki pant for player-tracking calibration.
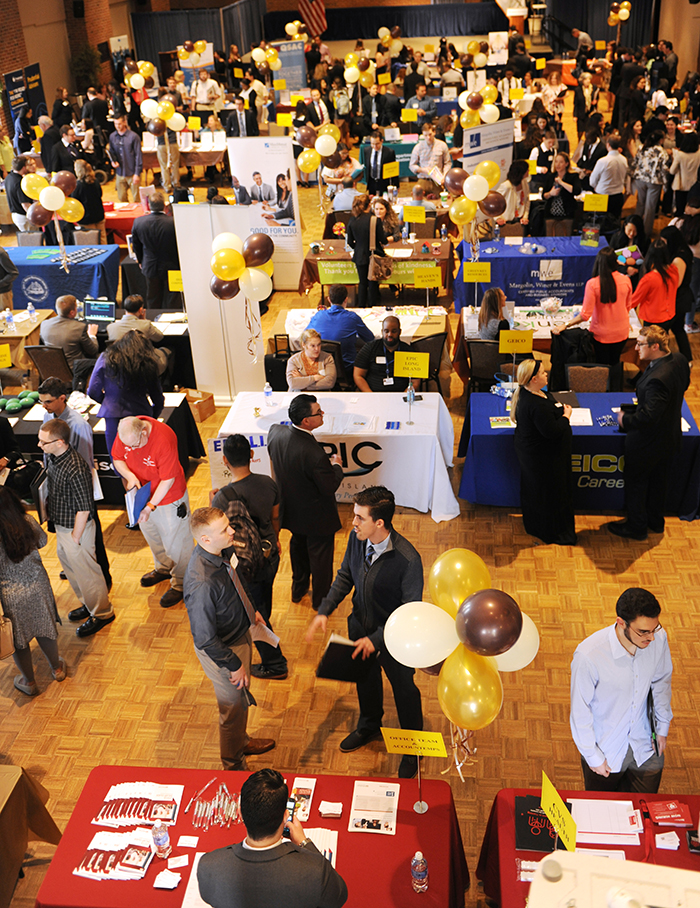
[115,175,139,203]
[0,290,13,311]
[139,492,194,592]
[156,142,181,193]
[81,220,108,244]
[55,520,113,619]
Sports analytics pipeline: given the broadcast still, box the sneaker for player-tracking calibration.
[686,323,700,333]
[250,664,288,680]
[52,657,67,682]
[339,729,382,753]
[14,675,38,696]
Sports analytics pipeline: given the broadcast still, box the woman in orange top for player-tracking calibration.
[631,238,689,361]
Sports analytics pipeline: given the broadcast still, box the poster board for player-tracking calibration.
[462,118,515,180]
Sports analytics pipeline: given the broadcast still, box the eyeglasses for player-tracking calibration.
[635,340,648,347]
[628,622,662,637]
[37,437,59,448]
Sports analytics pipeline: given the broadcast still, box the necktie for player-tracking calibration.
[239,112,246,137]
[371,99,377,123]
[365,543,375,572]
[372,151,379,180]
[316,102,322,122]
[225,560,256,625]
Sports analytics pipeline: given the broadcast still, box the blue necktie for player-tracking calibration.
[365,543,375,572]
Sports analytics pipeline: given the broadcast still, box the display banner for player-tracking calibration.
[272,40,307,102]
[462,118,514,176]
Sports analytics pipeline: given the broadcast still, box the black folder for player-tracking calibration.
[316,633,378,683]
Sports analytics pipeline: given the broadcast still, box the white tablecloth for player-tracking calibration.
[462,306,642,340]
[213,391,460,523]
[284,306,449,351]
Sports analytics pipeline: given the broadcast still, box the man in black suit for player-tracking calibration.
[577,130,607,190]
[52,125,85,174]
[130,192,181,309]
[362,85,386,133]
[38,116,61,172]
[607,326,690,540]
[81,87,110,132]
[365,131,397,196]
[226,97,259,138]
[402,62,425,109]
[381,84,402,127]
[230,176,252,205]
[617,52,646,129]
[305,88,331,127]
[267,394,343,611]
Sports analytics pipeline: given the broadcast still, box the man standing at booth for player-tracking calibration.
[108,115,142,204]
[131,192,181,310]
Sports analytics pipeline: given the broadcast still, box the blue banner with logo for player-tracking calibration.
[24,63,48,121]
[272,40,307,97]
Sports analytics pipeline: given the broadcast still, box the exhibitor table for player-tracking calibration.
[358,134,453,180]
[0,308,53,370]
[215,391,460,522]
[6,246,120,310]
[453,237,607,313]
[477,788,700,908]
[104,204,145,246]
[458,392,700,518]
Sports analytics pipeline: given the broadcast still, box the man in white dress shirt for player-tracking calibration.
[589,136,629,219]
[570,588,672,793]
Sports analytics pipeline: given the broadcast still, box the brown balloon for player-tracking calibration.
[321,151,342,169]
[242,232,275,267]
[183,40,194,52]
[479,190,507,217]
[296,125,317,148]
[420,660,445,677]
[479,41,490,54]
[257,61,270,76]
[147,118,167,137]
[461,54,473,67]
[27,202,52,227]
[466,91,484,110]
[52,170,77,195]
[210,275,240,300]
[162,92,180,107]
[125,59,139,74]
[610,2,621,10]
[390,25,402,38]
[357,57,370,72]
[456,589,523,656]
[444,166,469,197]
[144,76,154,89]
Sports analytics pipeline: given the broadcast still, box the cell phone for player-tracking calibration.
[282,797,296,838]
[402,394,423,402]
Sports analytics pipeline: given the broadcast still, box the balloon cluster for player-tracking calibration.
[284,21,308,43]
[461,39,490,72]
[608,0,631,25]
[210,231,275,302]
[384,548,540,737]
[445,159,506,227]
[377,26,404,58]
[124,58,156,91]
[140,96,186,136]
[458,82,500,127]
[343,52,377,89]
[251,45,282,77]
[22,171,85,227]
[177,40,208,66]
[295,122,341,174]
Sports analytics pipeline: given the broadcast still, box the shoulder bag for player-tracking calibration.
[367,215,393,282]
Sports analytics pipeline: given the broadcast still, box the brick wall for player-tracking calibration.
[0,0,30,132]
[62,0,114,85]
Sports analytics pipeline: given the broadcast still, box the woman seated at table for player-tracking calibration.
[495,160,530,235]
[478,288,509,339]
[286,329,337,391]
[542,152,580,237]
[609,215,648,288]
[511,359,576,546]
[371,196,401,242]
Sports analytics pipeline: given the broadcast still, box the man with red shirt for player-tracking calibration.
[112,416,194,608]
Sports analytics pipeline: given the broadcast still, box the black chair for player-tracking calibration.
[465,340,510,394]
[23,345,73,384]
[565,362,611,393]
[273,334,291,359]
[321,339,352,390]
[409,332,448,397]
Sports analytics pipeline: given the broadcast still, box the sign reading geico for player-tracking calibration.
[571,453,625,488]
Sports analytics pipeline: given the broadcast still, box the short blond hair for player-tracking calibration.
[301,328,322,347]
[190,506,225,535]
[640,324,670,353]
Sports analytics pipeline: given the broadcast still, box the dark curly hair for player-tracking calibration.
[104,330,159,386]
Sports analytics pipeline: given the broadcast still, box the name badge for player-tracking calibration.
[376,356,387,364]
[383,377,394,386]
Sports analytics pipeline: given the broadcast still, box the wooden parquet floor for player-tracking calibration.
[4,94,700,907]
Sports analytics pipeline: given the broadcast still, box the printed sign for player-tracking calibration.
[381,728,447,757]
[583,193,609,212]
[463,262,491,282]
[402,206,426,224]
[378,72,391,85]
[383,161,399,179]
[273,79,286,90]
[499,329,533,353]
[168,270,183,291]
[187,116,201,131]
[413,267,441,288]
[401,107,418,122]
[394,350,430,378]
[0,345,12,368]
[541,771,576,852]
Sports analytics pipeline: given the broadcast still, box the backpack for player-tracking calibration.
[218,489,266,582]
[334,89,351,117]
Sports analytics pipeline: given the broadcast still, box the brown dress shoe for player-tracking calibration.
[140,570,171,588]
[243,738,276,755]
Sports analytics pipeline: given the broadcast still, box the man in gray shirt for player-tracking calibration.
[107,294,170,375]
[39,294,98,369]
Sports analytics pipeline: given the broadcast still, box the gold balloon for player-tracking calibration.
[620,0,631,8]
[211,248,246,282]
[481,84,498,105]
[194,40,207,55]
[460,108,481,129]
[157,100,175,121]
[139,60,154,78]
[608,12,619,24]
[437,645,503,730]
[359,71,375,88]
[58,198,85,223]
[298,148,322,173]
[259,259,274,276]
[317,123,341,142]
[177,48,190,61]
[382,34,392,47]
[265,47,279,63]
[429,548,491,617]
[344,52,359,67]
[474,159,501,190]
[21,173,49,201]
[467,39,480,56]
[448,195,478,227]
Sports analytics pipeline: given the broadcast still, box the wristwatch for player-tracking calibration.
[298,838,310,848]
[147,502,157,511]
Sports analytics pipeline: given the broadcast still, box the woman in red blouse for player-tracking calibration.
[631,238,690,362]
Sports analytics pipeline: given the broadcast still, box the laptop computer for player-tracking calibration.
[84,299,116,325]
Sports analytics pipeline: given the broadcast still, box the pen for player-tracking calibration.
[185,777,217,813]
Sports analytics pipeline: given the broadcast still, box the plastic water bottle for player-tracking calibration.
[402,222,409,244]
[440,223,447,241]
[76,298,85,320]
[26,302,37,323]
[411,851,428,892]
[4,309,14,333]
[494,222,501,242]
[152,821,172,858]
[406,382,415,406]
[264,381,273,407]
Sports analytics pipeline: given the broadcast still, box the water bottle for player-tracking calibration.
[494,222,501,242]
[76,298,85,320]
[440,223,447,241]
[411,851,428,892]
[4,309,15,333]
[264,381,273,407]
[26,302,37,323]
[152,821,172,858]
[406,382,415,406]
[402,222,409,244]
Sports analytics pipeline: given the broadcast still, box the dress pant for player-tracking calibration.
[55,520,113,618]
[81,220,108,244]
[156,142,181,193]
[349,614,423,737]
[245,549,287,671]
[581,747,664,793]
[139,492,194,591]
[354,261,379,309]
[93,510,113,589]
[608,193,624,219]
[115,175,140,203]
[623,443,671,534]
[144,273,182,310]
[633,180,662,238]
[195,631,252,770]
[289,532,335,610]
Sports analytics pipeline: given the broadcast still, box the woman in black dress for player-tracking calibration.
[512,359,576,545]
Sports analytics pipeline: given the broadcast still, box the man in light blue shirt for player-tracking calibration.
[589,136,629,219]
[570,587,672,793]
[399,185,436,225]
[308,284,374,372]
[332,178,359,212]
[404,84,437,124]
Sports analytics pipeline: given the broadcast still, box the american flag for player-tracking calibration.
[298,0,327,36]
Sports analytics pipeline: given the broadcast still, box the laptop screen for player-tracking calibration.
[84,300,116,323]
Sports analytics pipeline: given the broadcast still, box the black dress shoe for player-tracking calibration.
[68,605,90,622]
[398,755,421,779]
[339,730,382,753]
[648,522,665,534]
[76,614,115,637]
[59,571,67,580]
[291,586,309,603]
[160,589,183,608]
[250,664,288,680]
[140,570,171,588]
[606,521,648,541]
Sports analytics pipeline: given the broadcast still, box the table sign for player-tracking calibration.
[413,267,442,288]
[394,350,430,378]
[0,345,11,368]
[378,72,391,85]
[595,40,606,50]
[401,108,418,122]
[383,160,400,179]
[233,68,244,78]
[527,158,537,174]
[168,270,183,292]
[402,205,426,224]
[187,116,201,131]
[511,88,525,100]
[381,729,447,814]
[318,260,360,284]
[463,262,491,282]
[524,38,532,48]
[290,94,305,107]
[273,78,286,90]
[535,57,546,70]
[425,44,435,53]
[499,329,533,353]
[541,771,577,852]
[277,112,293,127]
[583,193,608,212]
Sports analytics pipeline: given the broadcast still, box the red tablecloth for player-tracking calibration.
[35,765,469,908]
[104,204,145,245]
[477,788,700,908]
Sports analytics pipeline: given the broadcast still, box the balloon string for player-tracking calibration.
[244,296,262,363]
[441,724,477,781]
[53,214,69,273]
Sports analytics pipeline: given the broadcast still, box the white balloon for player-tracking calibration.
[618,7,630,18]
[480,103,500,124]
[212,232,244,254]
[167,112,186,131]
[269,58,283,71]
[493,613,540,672]
[474,52,488,68]
[458,90,470,111]
[378,27,390,39]
[130,73,145,90]
[384,601,461,668]
[252,47,266,63]
[285,22,297,36]
[390,39,403,56]
[190,53,201,66]
[463,174,489,202]
[140,99,159,120]
[344,66,360,83]
[39,185,65,212]
[240,267,273,301]
[315,134,337,157]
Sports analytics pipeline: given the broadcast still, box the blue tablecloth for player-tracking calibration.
[453,236,607,313]
[7,245,121,309]
[459,393,700,519]
[359,134,453,180]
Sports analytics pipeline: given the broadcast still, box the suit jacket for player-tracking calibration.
[39,126,61,172]
[362,94,386,131]
[197,840,347,908]
[267,423,343,536]
[40,316,99,368]
[226,109,259,137]
[82,97,109,131]
[403,72,425,104]
[131,211,180,278]
[621,352,690,458]
[365,145,397,195]
[249,182,275,202]
[305,99,330,127]
[52,141,83,174]
[381,94,402,127]
[231,185,252,205]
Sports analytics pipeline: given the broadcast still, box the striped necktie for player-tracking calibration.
[365,543,375,572]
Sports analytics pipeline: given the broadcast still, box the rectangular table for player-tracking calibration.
[453,237,607,313]
[104,204,145,246]
[458,392,700,518]
[6,246,121,310]
[358,135,453,180]
[0,308,53,370]
[35,764,469,908]
[477,788,700,908]
[215,391,460,522]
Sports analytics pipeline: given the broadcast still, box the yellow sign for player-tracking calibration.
[378,72,391,85]
[273,78,286,90]
[541,771,577,852]
[424,44,435,53]
[244,98,249,109]
[499,329,533,353]
[290,94,305,108]
[277,112,293,127]
[402,205,426,224]
[524,38,532,49]
[168,270,184,292]
[381,727,447,756]
[527,158,537,175]
[595,40,606,50]
[413,267,441,288]
[583,193,609,212]
[535,57,546,70]
[401,107,418,122]
[0,345,12,369]
[510,88,524,100]
[383,160,400,179]
[680,99,688,114]
[463,262,491,282]
[233,68,244,79]
[187,116,201,131]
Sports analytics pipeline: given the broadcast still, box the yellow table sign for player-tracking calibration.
[277,112,293,127]
[402,205,426,224]
[535,57,546,70]
[595,40,606,50]
[0,345,12,369]
[273,78,286,90]
[168,270,184,292]
[583,193,608,212]
[383,160,400,179]
[424,44,435,53]
[499,329,533,353]
[510,88,524,100]
[381,727,447,757]
[413,267,441,288]
[401,107,418,122]
[233,68,244,78]
[524,38,532,49]
[463,262,491,282]
[378,72,391,85]
[527,158,537,175]
[290,94,305,108]
[541,770,577,852]
[187,116,201,131]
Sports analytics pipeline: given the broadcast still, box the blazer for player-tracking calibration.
[305,99,330,127]
[52,141,82,174]
[39,316,98,368]
[87,352,164,420]
[346,212,386,266]
[39,126,61,171]
[131,211,180,278]
[267,423,343,537]
[249,182,275,202]
[362,93,387,131]
[621,352,689,458]
[381,94,402,126]
[226,109,259,137]
[365,145,397,195]
[230,185,252,205]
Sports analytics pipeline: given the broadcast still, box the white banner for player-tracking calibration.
[462,119,515,178]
